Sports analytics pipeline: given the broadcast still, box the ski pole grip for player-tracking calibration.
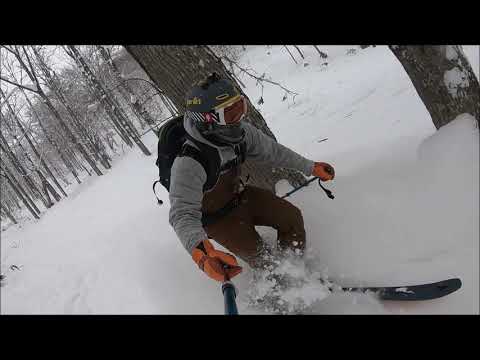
[222,280,239,315]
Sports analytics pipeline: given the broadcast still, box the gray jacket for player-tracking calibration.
[168,114,315,254]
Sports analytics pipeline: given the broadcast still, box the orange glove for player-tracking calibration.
[191,239,243,282]
[312,162,335,181]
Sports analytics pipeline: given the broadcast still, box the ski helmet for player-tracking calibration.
[185,73,247,146]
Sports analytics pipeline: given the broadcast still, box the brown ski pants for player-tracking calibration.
[204,185,306,268]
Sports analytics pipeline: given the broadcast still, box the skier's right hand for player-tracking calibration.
[313,162,335,181]
[192,239,243,282]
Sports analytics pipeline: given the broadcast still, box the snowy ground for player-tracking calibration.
[1,45,478,314]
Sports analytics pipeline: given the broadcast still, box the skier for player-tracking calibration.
[169,73,335,283]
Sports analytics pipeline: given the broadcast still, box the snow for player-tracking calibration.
[463,45,479,80]
[87,102,99,111]
[444,66,470,97]
[445,45,458,62]
[1,45,478,314]
[395,287,414,294]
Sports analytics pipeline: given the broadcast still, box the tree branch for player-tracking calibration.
[21,46,44,90]
[220,54,299,96]
[0,76,39,94]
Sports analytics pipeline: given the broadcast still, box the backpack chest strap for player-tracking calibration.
[219,142,246,172]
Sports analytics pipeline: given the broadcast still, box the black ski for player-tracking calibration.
[323,278,462,301]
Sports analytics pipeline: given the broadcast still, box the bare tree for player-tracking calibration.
[293,45,305,60]
[1,87,66,201]
[283,46,298,64]
[63,45,151,156]
[20,88,82,185]
[0,156,41,219]
[389,45,479,129]
[0,45,104,176]
[0,123,50,208]
[124,45,306,192]
[31,46,112,170]
[96,45,156,129]
[1,203,18,224]
[313,46,328,59]
[219,55,299,104]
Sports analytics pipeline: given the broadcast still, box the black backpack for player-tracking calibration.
[152,115,246,205]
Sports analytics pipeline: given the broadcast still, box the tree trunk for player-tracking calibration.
[30,47,113,170]
[5,46,103,176]
[313,46,328,59]
[293,45,305,59]
[63,47,133,148]
[124,45,306,192]
[0,88,68,198]
[3,130,52,209]
[37,116,82,185]
[22,91,81,184]
[389,45,479,129]
[283,46,298,65]
[42,94,104,176]
[37,169,61,203]
[1,160,41,218]
[1,203,18,224]
[66,46,151,156]
[0,130,49,208]
[97,45,156,129]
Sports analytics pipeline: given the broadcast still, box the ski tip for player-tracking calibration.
[444,277,462,290]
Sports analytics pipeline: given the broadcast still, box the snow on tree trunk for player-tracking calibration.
[389,45,479,130]
[124,45,306,192]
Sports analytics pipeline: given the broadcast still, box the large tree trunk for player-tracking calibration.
[124,45,306,192]
[389,45,479,129]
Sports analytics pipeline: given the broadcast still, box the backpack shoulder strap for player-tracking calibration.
[179,142,221,192]
[238,141,247,163]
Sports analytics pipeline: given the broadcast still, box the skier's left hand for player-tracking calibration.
[313,162,335,181]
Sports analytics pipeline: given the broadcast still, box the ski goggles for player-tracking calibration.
[209,95,247,126]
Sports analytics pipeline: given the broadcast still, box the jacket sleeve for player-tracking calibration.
[243,122,315,176]
[168,156,208,255]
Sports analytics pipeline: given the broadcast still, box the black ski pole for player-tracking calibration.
[281,177,334,200]
[222,280,238,315]
[221,268,239,315]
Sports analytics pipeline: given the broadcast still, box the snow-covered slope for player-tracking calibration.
[1,45,478,314]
